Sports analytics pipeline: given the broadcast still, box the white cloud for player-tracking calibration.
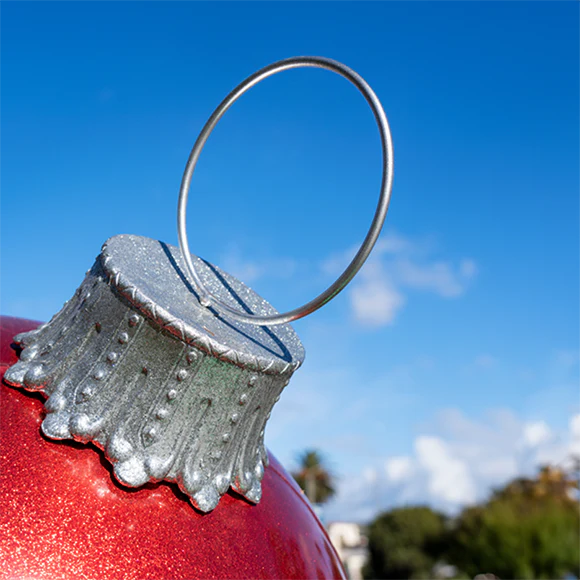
[415,436,476,505]
[569,413,580,457]
[571,413,580,438]
[363,467,379,485]
[395,259,475,298]
[325,232,477,328]
[350,264,405,326]
[521,421,552,447]
[218,231,475,328]
[385,456,413,482]
[382,434,478,510]
[323,408,580,522]
[374,233,416,255]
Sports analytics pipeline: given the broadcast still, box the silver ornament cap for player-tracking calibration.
[6,55,395,514]
[5,235,304,512]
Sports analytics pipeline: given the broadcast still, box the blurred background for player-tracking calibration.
[2,3,578,578]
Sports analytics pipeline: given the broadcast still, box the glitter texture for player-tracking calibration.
[0,316,345,579]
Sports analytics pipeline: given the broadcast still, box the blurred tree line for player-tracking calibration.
[363,463,580,580]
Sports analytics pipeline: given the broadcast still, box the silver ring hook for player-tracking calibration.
[177,56,394,326]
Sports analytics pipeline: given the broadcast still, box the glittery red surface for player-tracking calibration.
[0,316,346,580]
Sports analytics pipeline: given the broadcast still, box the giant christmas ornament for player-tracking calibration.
[0,57,393,579]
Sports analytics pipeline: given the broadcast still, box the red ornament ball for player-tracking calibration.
[0,316,345,580]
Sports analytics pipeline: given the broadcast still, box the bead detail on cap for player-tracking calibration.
[79,387,93,402]
[4,234,304,513]
[156,409,169,420]
[143,426,157,441]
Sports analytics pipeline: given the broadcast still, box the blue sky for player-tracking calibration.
[2,2,578,521]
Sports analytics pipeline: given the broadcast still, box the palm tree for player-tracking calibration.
[291,450,336,505]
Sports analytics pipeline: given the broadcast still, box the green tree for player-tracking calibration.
[291,450,336,505]
[492,465,579,504]
[448,468,580,579]
[363,506,448,579]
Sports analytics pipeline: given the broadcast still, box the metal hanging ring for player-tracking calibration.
[177,56,394,326]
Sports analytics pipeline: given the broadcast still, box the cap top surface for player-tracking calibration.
[102,235,304,373]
